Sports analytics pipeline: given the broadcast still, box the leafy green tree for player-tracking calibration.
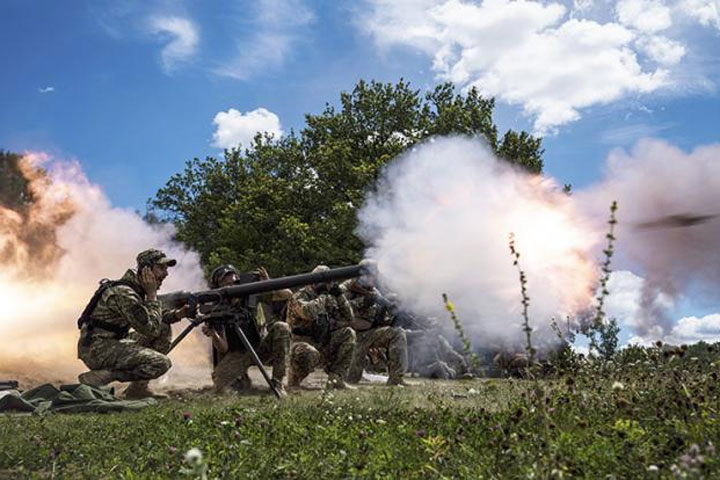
[0,150,32,211]
[150,80,544,275]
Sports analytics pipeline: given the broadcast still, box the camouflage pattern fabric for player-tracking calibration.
[257,289,293,325]
[77,269,175,382]
[340,279,407,383]
[212,322,291,393]
[347,326,407,383]
[286,285,356,385]
[77,323,172,382]
[289,327,356,386]
[286,286,354,334]
[340,279,390,331]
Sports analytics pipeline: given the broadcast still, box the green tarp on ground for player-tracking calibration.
[0,383,156,414]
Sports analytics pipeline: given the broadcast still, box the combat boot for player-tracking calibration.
[230,373,252,391]
[270,378,288,398]
[387,376,409,387]
[326,374,357,390]
[78,370,115,387]
[124,381,168,400]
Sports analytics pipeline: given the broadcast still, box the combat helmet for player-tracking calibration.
[210,264,239,288]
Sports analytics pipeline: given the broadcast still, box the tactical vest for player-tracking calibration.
[291,313,331,345]
[77,279,144,346]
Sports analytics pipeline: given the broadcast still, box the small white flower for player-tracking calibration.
[647,465,659,472]
[612,381,625,391]
[184,447,203,466]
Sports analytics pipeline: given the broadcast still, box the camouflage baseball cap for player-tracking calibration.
[136,248,177,267]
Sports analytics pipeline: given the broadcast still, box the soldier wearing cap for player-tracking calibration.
[76,248,190,398]
[201,264,291,396]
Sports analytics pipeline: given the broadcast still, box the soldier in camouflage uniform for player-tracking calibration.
[405,327,471,379]
[341,275,408,386]
[286,265,357,390]
[201,265,291,396]
[77,249,189,398]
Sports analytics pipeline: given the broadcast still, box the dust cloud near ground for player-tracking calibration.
[0,153,211,388]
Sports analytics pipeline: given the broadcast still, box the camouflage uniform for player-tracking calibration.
[341,279,407,384]
[210,303,291,393]
[286,283,356,387]
[77,268,176,383]
[406,329,469,379]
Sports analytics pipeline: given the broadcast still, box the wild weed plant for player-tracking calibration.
[442,293,481,373]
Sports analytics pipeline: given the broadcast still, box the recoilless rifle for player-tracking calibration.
[159,264,367,398]
[0,381,19,391]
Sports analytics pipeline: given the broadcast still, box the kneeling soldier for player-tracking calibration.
[287,265,357,389]
[341,273,408,386]
[77,249,189,398]
[202,264,291,396]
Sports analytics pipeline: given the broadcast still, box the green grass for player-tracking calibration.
[1,346,720,479]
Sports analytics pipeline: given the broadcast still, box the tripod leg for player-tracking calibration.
[232,323,281,399]
[167,320,201,353]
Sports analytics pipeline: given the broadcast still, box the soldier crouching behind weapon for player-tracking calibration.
[403,317,472,379]
[341,269,408,387]
[201,264,291,397]
[286,265,357,390]
[76,249,191,399]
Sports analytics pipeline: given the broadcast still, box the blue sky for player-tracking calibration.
[3,0,718,210]
[2,0,720,344]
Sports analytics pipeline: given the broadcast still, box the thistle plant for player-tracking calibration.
[508,232,535,366]
[442,293,480,372]
[587,201,619,357]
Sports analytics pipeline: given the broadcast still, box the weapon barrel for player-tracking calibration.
[160,264,365,308]
[0,380,19,391]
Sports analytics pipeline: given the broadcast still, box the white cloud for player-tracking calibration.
[678,0,720,29]
[38,87,55,94]
[148,16,199,73]
[616,0,672,33]
[214,0,315,80]
[598,122,673,144]
[360,0,717,133]
[629,314,720,345]
[605,270,646,329]
[211,107,284,150]
[638,36,686,65]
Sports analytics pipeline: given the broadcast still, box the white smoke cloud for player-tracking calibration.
[359,136,600,350]
[0,154,210,386]
[359,136,720,351]
[211,107,284,150]
[577,139,720,338]
[604,269,674,335]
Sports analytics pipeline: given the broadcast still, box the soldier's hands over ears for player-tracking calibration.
[139,266,159,299]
